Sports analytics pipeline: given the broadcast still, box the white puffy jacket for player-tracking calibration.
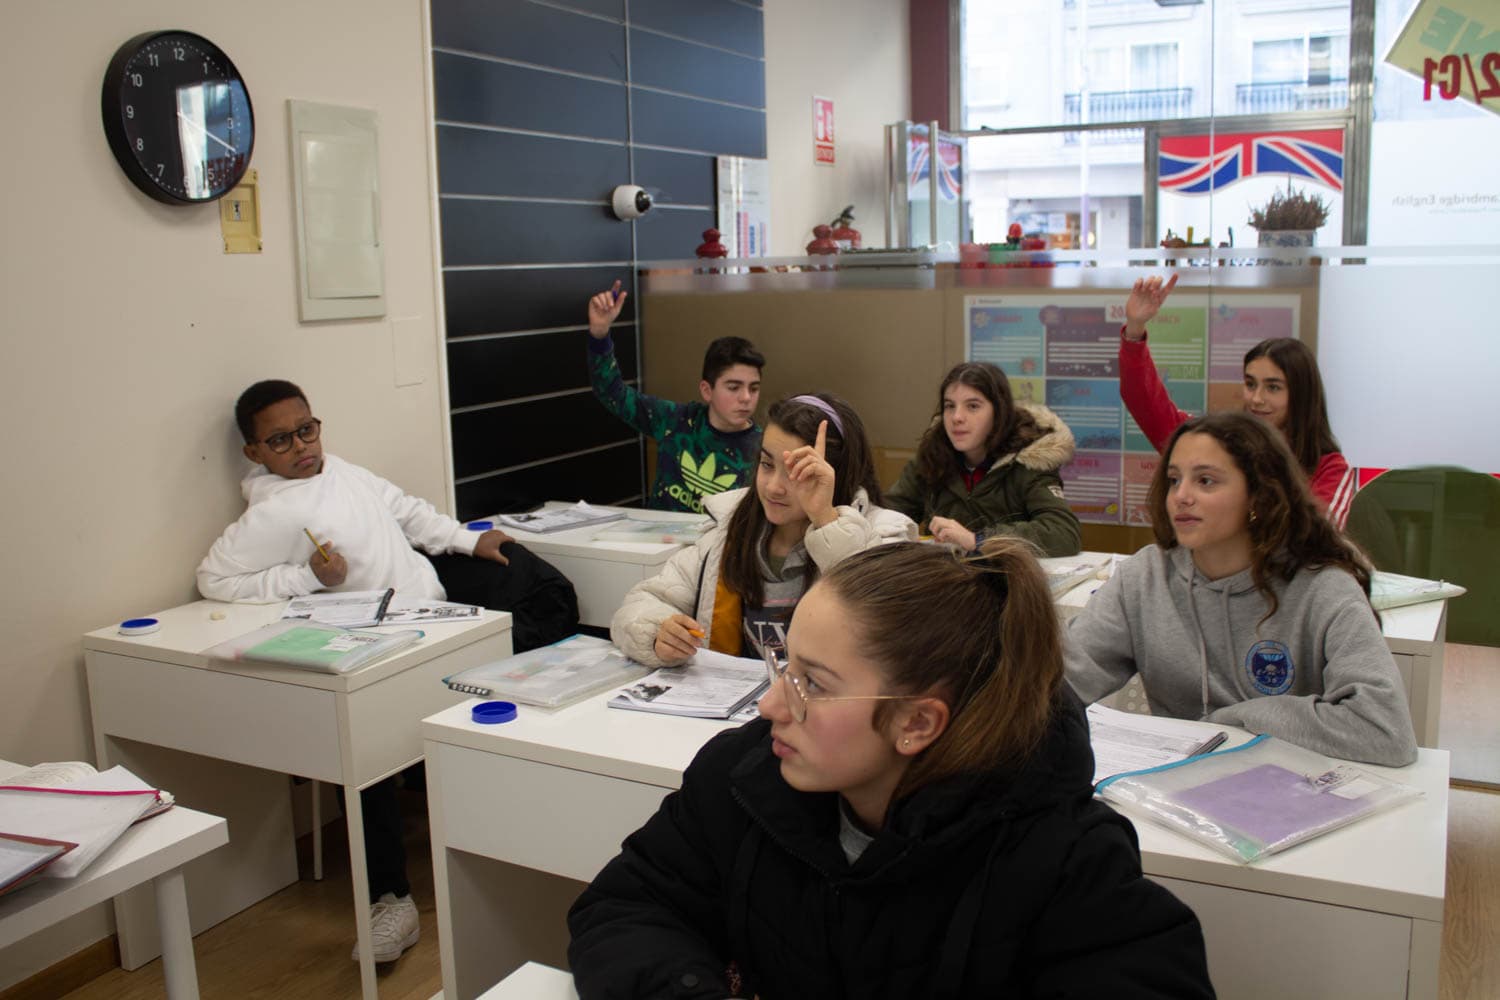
[610,487,917,666]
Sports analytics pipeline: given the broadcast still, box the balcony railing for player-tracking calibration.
[1062,87,1193,143]
[1235,80,1349,114]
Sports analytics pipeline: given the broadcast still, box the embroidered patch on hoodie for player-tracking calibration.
[1245,639,1294,695]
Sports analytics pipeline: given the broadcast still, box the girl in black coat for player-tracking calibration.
[568,539,1215,1000]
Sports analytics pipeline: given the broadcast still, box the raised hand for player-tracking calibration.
[587,281,628,338]
[783,419,837,528]
[654,613,704,664]
[1123,272,1179,340]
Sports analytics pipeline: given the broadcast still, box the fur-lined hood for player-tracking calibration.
[995,402,1075,473]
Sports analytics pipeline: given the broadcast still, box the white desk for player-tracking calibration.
[476,962,577,999]
[423,695,1448,1000]
[83,600,511,1000]
[1054,552,1451,747]
[423,697,737,999]
[0,802,227,1000]
[483,504,702,628]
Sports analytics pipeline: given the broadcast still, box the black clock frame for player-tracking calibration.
[101,30,255,206]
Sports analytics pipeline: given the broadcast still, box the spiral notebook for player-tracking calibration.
[444,634,647,709]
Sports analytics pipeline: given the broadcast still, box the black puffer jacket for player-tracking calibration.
[568,693,1215,999]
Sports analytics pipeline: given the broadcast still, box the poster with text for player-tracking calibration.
[1122,453,1162,526]
[1046,379,1122,451]
[965,292,1303,524]
[966,300,1046,378]
[1061,451,1123,523]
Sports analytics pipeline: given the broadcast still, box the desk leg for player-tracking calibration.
[97,736,297,969]
[345,784,378,1000]
[1409,918,1441,1000]
[312,779,324,881]
[153,867,200,1000]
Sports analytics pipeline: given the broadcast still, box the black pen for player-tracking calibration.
[1191,731,1229,756]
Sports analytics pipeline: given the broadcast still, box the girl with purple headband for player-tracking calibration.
[612,393,917,666]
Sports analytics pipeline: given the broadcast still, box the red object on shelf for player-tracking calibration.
[1007,222,1023,243]
[695,228,728,259]
[830,207,862,250]
[806,224,839,255]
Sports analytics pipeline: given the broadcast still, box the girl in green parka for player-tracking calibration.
[886,362,1082,556]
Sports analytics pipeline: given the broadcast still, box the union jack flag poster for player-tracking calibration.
[1159,128,1344,194]
[908,131,964,202]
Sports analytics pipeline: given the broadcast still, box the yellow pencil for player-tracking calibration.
[303,528,331,562]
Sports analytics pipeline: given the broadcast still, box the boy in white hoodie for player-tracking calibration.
[197,379,576,965]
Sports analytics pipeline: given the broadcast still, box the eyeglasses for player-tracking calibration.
[762,645,913,724]
[258,418,322,454]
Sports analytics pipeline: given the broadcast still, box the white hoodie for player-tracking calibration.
[196,453,478,603]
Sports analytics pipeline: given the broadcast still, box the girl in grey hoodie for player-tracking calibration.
[1065,412,1417,767]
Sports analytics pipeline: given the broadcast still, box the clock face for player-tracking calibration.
[101,31,254,205]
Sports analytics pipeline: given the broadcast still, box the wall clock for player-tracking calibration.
[101,30,254,205]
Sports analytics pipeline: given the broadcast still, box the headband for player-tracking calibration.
[788,395,844,436]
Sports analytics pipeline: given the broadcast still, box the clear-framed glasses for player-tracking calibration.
[259,418,322,454]
[762,645,914,724]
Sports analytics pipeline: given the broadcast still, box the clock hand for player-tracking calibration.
[176,111,237,155]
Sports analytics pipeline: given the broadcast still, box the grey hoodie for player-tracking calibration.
[1064,545,1418,767]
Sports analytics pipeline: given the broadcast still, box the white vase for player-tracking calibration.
[1256,229,1317,248]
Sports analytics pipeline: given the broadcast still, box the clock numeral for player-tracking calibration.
[157,163,165,177]
[147,53,159,67]
[203,61,210,75]
[174,46,186,61]
[130,72,143,87]
[135,138,144,152]
[125,105,134,119]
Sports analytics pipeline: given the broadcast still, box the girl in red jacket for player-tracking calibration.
[1122,273,1354,527]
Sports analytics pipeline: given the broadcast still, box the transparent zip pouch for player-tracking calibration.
[1096,734,1421,863]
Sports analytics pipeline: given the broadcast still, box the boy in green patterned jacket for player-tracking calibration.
[587,281,764,513]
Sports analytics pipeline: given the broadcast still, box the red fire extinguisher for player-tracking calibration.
[830,206,862,250]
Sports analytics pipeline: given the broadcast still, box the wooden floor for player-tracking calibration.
[56,644,1500,1000]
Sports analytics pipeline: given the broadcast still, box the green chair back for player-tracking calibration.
[1346,466,1500,646]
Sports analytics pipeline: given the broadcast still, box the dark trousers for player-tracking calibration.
[429,543,579,653]
[360,776,410,899]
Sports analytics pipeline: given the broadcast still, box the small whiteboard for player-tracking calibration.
[288,100,385,321]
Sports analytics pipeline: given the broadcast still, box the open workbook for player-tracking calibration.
[607,649,768,720]
[0,761,173,893]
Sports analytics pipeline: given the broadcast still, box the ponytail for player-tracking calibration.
[819,538,1064,801]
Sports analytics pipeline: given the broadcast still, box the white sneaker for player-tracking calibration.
[351,893,420,963]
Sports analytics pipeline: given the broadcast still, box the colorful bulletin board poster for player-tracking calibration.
[966,294,1299,524]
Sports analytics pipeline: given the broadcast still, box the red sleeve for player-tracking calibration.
[1118,330,1191,453]
[1310,452,1355,529]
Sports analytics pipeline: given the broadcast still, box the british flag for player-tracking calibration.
[1159,128,1344,194]
[908,132,963,202]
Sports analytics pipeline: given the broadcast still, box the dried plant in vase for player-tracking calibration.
[1247,187,1331,229]
[1248,186,1331,248]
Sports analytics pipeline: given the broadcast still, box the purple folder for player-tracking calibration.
[1175,763,1370,849]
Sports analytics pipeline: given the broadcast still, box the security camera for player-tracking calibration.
[612,184,653,220]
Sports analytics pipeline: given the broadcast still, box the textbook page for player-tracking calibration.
[608,649,768,719]
[0,766,163,877]
[281,589,393,628]
[1086,704,1227,786]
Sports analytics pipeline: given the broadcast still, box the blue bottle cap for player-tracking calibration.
[119,617,161,636]
[471,700,517,725]
[466,520,493,531]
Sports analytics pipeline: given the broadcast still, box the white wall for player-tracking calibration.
[764,0,911,254]
[0,1,447,985]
